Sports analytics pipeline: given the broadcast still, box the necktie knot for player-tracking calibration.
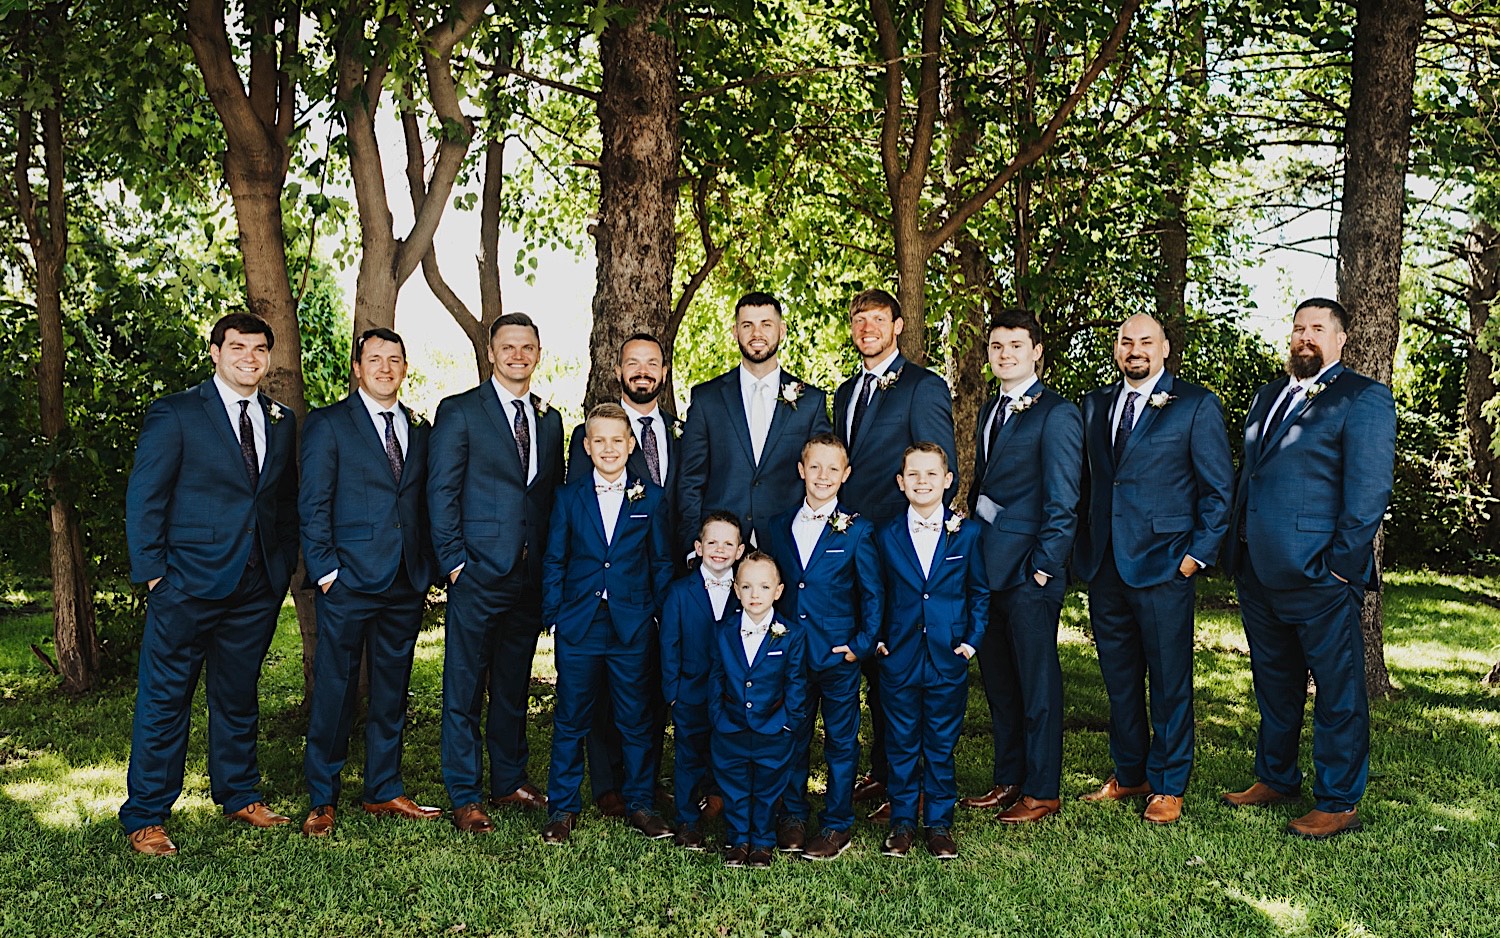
[381,410,395,425]
[595,480,625,494]
[239,400,250,415]
[639,415,653,429]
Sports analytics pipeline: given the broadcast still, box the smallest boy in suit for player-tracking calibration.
[660,510,744,850]
[709,552,808,868]
[876,443,988,861]
[541,404,675,844]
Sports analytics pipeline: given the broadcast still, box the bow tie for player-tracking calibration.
[705,574,733,590]
[741,621,769,638]
[595,480,625,494]
[798,508,830,524]
[910,518,942,533]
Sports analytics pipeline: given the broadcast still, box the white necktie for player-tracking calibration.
[749,381,771,463]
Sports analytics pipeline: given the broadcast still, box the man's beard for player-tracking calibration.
[1120,357,1151,381]
[620,376,660,406]
[739,338,779,364]
[1286,343,1323,380]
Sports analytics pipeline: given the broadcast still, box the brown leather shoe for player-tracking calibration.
[881,825,916,857]
[655,784,674,810]
[627,809,673,839]
[776,817,807,852]
[226,802,291,828]
[996,796,1061,824]
[1220,781,1299,808]
[541,811,579,844]
[452,802,494,834]
[593,790,626,817]
[489,782,547,811]
[925,827,958,860]
[959,784,1023,810]
[673,823,707,851]
[698,793,724,819]
[1079,775,1153,802]
[723,843,750,867]
[364,795,442,820]
[302,805,335,837]
[1143,794,1183,824]
[801,828,852,861]
[747,847,774,868]
[852,775,887,803]
[867,800,891,822]
[1286,808,1363,840]
[127,825,178,856]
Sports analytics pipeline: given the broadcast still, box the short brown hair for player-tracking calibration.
[489,311,540,342]
[699,510,743,541]
[988,307,1043,348]
[736,549,782,583]
[801,432,848,463]
[901,441,949,473]
[849,288,901,322]
[210,311,275,350]
[584,402,632,435]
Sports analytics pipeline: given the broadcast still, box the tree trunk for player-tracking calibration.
[1462,221,1500,550]
[1155,188,1189,372]
[585,0,682,408]
[1335,0,1424,700]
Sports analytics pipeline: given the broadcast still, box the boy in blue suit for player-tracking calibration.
[659,510,744,850]
[540,404,675,844]
[760,433,882,859]
[875,443,988,860]
[709,552,807,868]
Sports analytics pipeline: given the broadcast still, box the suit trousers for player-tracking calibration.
[860,657,889,783]
[1088,550,1197,795]
[882,654,968,829]
[303,569,425,808]
[586,642,667,800]
[978,576,1066,800]
[440,564,542,807]
[547,603,656,815]
[713,729,793,848]
[670,701,713,825]
[782,658,862,831]
[120,562,281,833]
[1236,551,1369,812]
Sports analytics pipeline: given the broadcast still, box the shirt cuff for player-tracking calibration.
[1185,554,1204,570]
[318,569,338,587]
[449,563,465,577]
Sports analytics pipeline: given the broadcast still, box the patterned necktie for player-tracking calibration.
[1113,391,1139,465]
[638,415,661,485]
[988,396,1011,457]
[849,373,877,450]
[238,400,259,490]
[511,399,531,478]
[1264,385,1303,439]
[381,411,404,484]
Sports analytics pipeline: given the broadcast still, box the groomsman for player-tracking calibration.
[429,312,564,833]
[829,288,957,812]
[1221,298,1395,840]
[676,292,831,553]
[1073,314,1233,824]
[961,307,1082,824]
[298,328,441,837]
[121,312,299,855]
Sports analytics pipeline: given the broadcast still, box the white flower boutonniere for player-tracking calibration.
[1147,391,1175,410]
[670,418,685,439]
[769,621,788,638]
[780,381,807,409]
[828,511,855,534]
[268,402,285,424]
[625,481,646,503]
[875,367,903,392]
[1304,382,1328,402]
[531,395,551,417]
[1008,394,1037,415]
[408,409,428,427]
[944,512,963,534]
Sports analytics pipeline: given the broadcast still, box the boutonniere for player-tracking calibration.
[407,408,428,427]
[828,510,855,534]
[1304,381,1329,401]
[769,621,788,638]
[670,417,685,439]
[267,402,285,424]
[875,367,903,392]
[1008,394,1037,415]
[625,481,646,503]
[779,380,807,409]
[1147,391,1175,410]
[531,394,551,417]
[944,512,963,534]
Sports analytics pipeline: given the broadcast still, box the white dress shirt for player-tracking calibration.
[740,365,782,463]
[358,387,410,452]
[594,470,625,547]
[624,399,670,482]
[907,506,943,578]
[740,610,773,665]
[701,565,734,620]
[845,348,900,439]
[1111,368,1166,437]
[793,500,833,568]
[980,374,1040,459]
[1263,360,1339,435]
[491,376,538,484]
[213,374,266,471]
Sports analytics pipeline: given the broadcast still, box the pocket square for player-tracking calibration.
[767,650,784,657]
[629,513,648,519]
[826,548,845,554]
[945,554,964,561]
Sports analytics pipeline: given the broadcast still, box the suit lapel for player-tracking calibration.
[1117,372,1171,468]
[479,384,526,477]
[758,371,802,469]
[719,372,758,466]
[1090,385,1118,481]
[984,384,1041,486]
[344,395,394,476]
[256,394,285,492]
[889,521,927,589]
[199,381,250,487]
[749,623,778,670]
[528,394,558,490]
[400,404,427,492]
[606,480,641,546]
[1254,366,1342,467]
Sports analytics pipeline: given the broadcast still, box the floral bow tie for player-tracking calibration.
[798,508,830,523]
[910,518,942,533]
[595,480,625,494]
[740,621,769,638]
[705,574,733,590]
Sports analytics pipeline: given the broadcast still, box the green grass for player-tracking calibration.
[2,570,1498,937]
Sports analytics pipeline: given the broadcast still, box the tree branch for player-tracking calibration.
[489,62,600,101]
[185,0,276,157]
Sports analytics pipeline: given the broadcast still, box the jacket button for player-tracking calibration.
[745,680,752,687]
[603,562,611,568]
[746,701,753,708]
[923,593,930,600]
[594,590,601,597]
[800,613,807,619]
[799,583,805,589]
[394,522,402,528]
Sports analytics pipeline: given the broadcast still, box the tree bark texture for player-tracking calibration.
[1335,0,1424,699]
[1462,221,1500,550]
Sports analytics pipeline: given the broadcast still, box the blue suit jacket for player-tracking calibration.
[660,574,739,708]
[126,380,299,600]
[427,384,564,589]
[708,613,807,735]
[1223,362,1396,590]
[761,503,883,667]
[567,413,684,568]
[832,355,958,523]
[299,395,437,593]
[675,368,831,552]
[541,477,674,645]
[1074,373,1234,588]
[968,383,1084,590]
[875,511,988,687]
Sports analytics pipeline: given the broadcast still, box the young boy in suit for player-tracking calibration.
[540,403,675,844]
[876,442,988,860]
[761,433,882,859]
[709,551,807,868]
[659,510,744,850]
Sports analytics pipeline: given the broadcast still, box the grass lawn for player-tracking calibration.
[1,570,1498,937]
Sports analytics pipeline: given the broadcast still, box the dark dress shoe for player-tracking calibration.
[489,782,547,811]
[1286,808,1362,840]
[925,827,958,860]
[541,812,579,844]
[452,803,495,834]
[302,805,336,837]
[747,847,774,868]
[127,825,178,856]
[1079,775,1153,802]
[996,796,1061,824]
[364,795,442,820]
[802,828,852,861]
[1221,782,1299,808]
[698,794,724,819]
[627,809,673,839]
[674,823,707,851]
[959,784,1023,810]
[776,817,806,852]
[867,801,892,823]
[852,775,887,803]
[723,843,751,867]
[881,825,917,857]
[226,803,291,827]
[594,790,627,817]
[655,785,674,810]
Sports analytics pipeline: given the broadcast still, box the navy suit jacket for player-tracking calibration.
[675,368,831,552]
[1223,362,1396,590]
[660,574,739,708]
[567,411,684,566]
[968,383,1084,590]
[126,380,299,600]
[427,384,564,589]
[833,355,958,523]
[299,395,437,593]
[1074,373,1234,588]
[708,613,807,736]
[761,503,883,667]
[541,477,674,644]
[875,511,988,687]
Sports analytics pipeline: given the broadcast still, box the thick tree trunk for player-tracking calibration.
[585,0,681,408]
[1155,188,1189,372]
[1335,0,1424,700]
[1463,221,1500,550]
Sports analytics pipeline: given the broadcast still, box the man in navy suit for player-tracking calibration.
[428,312,565,833]
[540,404,675,844]
[121,312,299,855]
[298,328,441,838]
[1073,314,1233,825]
[829,288,957,813]
[961,307,1082,824]
[676,292,831,555]
[565,333,681,816]
[1220,298,1395,840]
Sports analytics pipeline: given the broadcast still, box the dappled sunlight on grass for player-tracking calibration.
[0,750,138,829]
[1225,889,1310,934]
